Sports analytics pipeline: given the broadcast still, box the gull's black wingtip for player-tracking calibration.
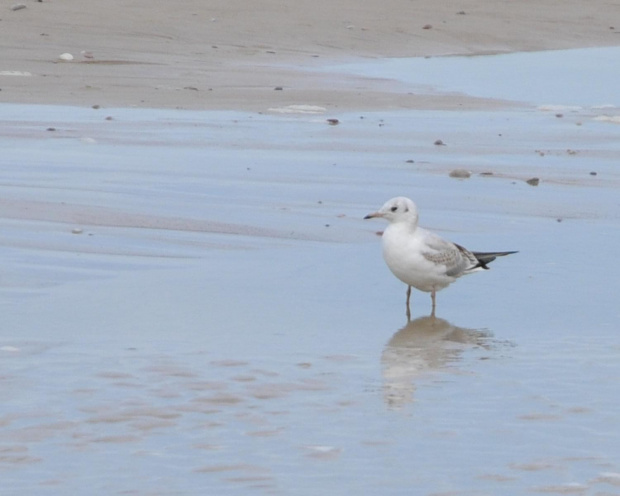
[472,250,518,268]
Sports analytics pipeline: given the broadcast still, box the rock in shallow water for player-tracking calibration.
[449,169,471,179]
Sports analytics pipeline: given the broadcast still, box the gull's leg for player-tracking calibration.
[406,286,412,320]
[430,290,436,317]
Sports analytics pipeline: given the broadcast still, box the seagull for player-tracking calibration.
[365,197,517,317]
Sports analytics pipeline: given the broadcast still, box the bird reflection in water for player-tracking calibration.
[382,314,493,409]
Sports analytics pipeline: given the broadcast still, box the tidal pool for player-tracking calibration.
[333,46,620,107]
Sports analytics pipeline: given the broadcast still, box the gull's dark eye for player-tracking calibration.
[390,206,398,212]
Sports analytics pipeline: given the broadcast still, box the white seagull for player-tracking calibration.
[365,197,517,317]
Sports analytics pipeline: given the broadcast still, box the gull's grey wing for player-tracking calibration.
[420,232,479,277]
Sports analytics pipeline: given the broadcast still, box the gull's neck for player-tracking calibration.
[389,214,419,233]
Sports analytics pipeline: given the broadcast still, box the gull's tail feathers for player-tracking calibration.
[471,251,518,270]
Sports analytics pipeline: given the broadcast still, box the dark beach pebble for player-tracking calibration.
[526,177,540,186]
[449,169,471,179]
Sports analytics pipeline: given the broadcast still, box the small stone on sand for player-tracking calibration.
[449,169,471,179]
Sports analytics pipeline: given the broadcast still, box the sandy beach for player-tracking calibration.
[2,0,620,111]
[3,2,620,495]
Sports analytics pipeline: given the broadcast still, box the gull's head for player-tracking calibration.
[364,197,419,224]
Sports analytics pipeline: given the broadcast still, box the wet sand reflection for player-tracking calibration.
[382,315,493,408]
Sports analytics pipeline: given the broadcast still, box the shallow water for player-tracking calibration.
[336,46,620,107]
[2,48,620,495]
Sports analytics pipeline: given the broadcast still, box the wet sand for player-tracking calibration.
[2,96,620,494]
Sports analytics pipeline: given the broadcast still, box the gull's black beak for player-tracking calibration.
[364,212,381,220]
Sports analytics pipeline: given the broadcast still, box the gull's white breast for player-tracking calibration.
[381,223,457,293]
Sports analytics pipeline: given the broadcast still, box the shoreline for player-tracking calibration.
[2,0,619,112]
